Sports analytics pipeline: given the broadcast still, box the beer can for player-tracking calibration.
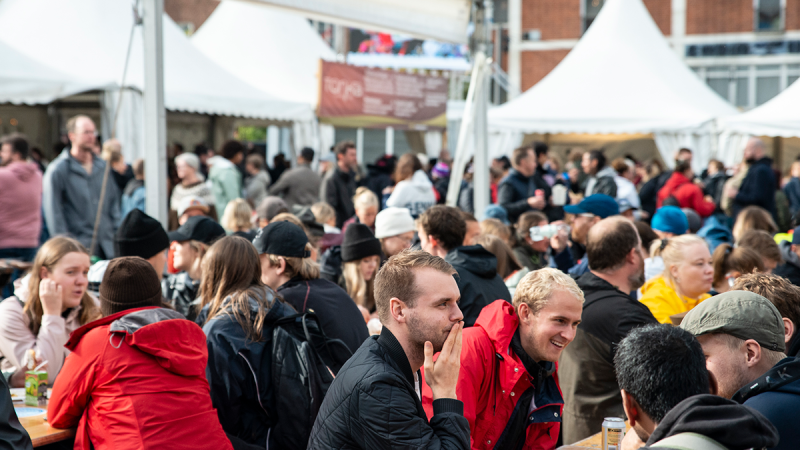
[602,417,625,450]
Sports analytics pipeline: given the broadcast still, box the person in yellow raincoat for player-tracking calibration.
[640,234,713,323]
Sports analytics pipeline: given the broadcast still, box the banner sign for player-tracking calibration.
[318,60,447,129]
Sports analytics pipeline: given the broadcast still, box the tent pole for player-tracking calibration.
[143,0,168,228]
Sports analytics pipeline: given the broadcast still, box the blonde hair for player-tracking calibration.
[353,186,378,210]
[311,202,336,225]
[24,237,100,335]
[481,218,513,247]
[343,259,375,311]
[182,240,209,276]
[512,267,584,313]
[221,198,253,232]
[650,234,708,285]
[265,243,320,280]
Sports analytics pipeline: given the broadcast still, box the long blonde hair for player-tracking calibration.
[24,237,100,335]
[650,234,708,287]
[343,260,375,311]
[198,236,277,342]
[221,198,254,232]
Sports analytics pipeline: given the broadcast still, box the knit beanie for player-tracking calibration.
[114,209,170,259]
[375,207,415,239]
[341,223,382,262]
[100,257,163,317]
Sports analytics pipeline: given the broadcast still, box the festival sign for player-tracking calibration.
[318,61,447,129]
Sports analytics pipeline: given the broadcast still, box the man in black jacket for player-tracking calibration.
[320,140,358,228]
[559,217,657,443]
[0,372,32,450]
[727,137,776,219]
[417,205,512,327]
[497,145,552,223]
[308,250,470,450]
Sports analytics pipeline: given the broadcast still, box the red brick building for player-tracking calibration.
[507,0,800,109]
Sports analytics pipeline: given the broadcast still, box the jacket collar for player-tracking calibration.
[377,326,415,385]
[65,306,161,350]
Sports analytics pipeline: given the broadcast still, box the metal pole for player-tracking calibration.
[356,127,364,164]
[143,0,168,227]
[385,127,395,156]
[508,0,521,97]
[473,64,490,217]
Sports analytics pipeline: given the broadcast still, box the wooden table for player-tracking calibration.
[12,391,75,447]
[558,422,631,449]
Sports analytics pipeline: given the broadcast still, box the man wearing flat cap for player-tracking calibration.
[681,290,800,450]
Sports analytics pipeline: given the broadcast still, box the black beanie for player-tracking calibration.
[100,257,163,317]
[115,209,170,259]
[341,223,382,263]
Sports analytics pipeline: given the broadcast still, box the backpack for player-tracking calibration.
[593,175,617,198]
[270,311,352,450]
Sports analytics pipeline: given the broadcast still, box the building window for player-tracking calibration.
[755,0,784,32]
[581,0,604,34]
[694,63,798,109]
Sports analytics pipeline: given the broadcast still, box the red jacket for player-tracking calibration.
[657,172,715,217]
[421,300,563,450]
[48,307,233,450]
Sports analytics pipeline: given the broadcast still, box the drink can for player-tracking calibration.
[602,417,625,450]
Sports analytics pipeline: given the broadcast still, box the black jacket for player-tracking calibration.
[560,272,658,444]
[643,394,779,450]
[277,277,368,360]
[321,167,357,228]
[161,272,200,321]
[307,327,470,450]
[733,357,800,450]
[734,157,776,219]
[445,245,512,327]
[704,172,728,209]
[201,294,297,447]
[497,168,553,223]
[640,171,672,221]
[774,240,800,288]
[0,372,32,450]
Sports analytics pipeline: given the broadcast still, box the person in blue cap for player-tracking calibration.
[644,206,689,283]
[563,194,620,276]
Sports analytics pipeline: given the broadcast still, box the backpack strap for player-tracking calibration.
[302,281,311,311]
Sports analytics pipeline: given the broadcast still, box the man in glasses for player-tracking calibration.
[559,216,657,444]
[43,115,121,259]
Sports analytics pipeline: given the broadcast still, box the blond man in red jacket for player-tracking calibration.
[422,268,583,450]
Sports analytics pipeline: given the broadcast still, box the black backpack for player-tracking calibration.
[270,312,352,450]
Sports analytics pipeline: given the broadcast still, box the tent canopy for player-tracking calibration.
[237,0,471,44]
[192,1,335,108]
[488,0,737,136]
[0,0,311,121]
[719,79,800,138]
[0,39,102,105]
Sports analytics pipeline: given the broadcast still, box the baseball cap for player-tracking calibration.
[252,221,310,258]
[617,198,634,213]
[167,216,226,245]
[680,290,785,352]
[177,196,210,218]
[564,194,619,219]
[651,206,688,235]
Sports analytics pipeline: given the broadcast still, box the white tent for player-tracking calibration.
[0,39,102,105]
[487,0,738,170]
[239,0,470,44]
[0,0,312,159]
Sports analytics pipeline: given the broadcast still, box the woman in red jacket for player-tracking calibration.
[47,257,234,450]
[656,160,716,217]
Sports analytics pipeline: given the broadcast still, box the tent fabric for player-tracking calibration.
[0,0,311,121]
[0,39,101,105]
[487,0,737,169]
[718,79,800,138]
[240,0,471,44]
[192,1,335,107]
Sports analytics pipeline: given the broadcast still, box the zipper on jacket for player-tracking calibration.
[238,352,271,420]
[493,352,503,416]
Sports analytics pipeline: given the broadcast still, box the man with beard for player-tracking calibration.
[726,137,776,219]
[422,268,584,450]
[308,250,470,450]
[559,217,658,444]
[43,115,120,259]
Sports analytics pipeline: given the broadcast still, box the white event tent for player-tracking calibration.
[0,0,312,160]
[487,0,738,170]
[192,1,337,158]
[0,39,103,105]
[717,79,800,165]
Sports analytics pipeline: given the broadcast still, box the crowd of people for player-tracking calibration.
[1,114,800,450]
